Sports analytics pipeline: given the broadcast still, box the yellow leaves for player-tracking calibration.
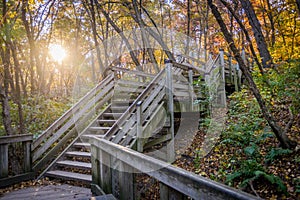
[9,11,17,19]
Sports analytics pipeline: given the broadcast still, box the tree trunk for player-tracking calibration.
[10,42,26,135]
[132,0,159,73]
[219,0,265,75]
[89,0,105,77]
[94,1,142,71]
[240,0,273,68]
[207,0,296,149]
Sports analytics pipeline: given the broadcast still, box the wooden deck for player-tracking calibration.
[0,184,92,200]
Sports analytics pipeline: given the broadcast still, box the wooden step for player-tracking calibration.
[94,194,117,200]
[114,87,144,93]
[46,170,92,183]
[89,127,111,131]
[65,151,91,158]
[116,79,148,87]
[111,106,129,112]
[103,113,123,118]
[73,142,91,149]
[111,100,134,105]
[97,119,117,125]
[56,160,91,170]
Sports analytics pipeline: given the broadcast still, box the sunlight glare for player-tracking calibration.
[49,44,66,63]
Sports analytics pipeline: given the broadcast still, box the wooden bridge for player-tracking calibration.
[0,50,254,199]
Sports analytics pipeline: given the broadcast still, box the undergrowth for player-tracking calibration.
[194,60,299,199]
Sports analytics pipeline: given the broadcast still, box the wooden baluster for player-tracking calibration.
[188,67,194,111]
[234,64,239,92]
[23,140,32,173]
[118,161,134,200]
[219,49,227,107]
[136,101,143,152]
[0,143,8,178]
[165,60,175,162]
[228,55,233,84]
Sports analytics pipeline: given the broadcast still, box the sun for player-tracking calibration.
[49,44,66,63]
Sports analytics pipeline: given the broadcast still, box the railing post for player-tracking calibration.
[165,60,175,163]
[136,101,143,152]
[188,67,194,111]
[0,143,8,178]
[23,139,32,173]
[118,161,134,200]
[100,149,112,194]
[219,49,227,107]
[234,64,239,92]
[228,55,233,84]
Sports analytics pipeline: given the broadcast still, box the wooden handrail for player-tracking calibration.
[32,73,114,150]
[104,68,166,140]
[0,134,33,144]
[111,66,155,78]
[88,136,259,200]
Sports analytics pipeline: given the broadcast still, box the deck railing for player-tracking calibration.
[0,134,34,187]
[31,73,115,172]
[87,136,259,200]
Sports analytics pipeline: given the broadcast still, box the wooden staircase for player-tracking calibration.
[40,64,209,186]
[44,69,156,183]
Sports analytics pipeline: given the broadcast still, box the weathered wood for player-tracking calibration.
[0,184,92,199]
[32,125,77,172]
[88,137,259,200]
[0,144,8,178]
[166,63,175,163]
[136,101,143,152]
[144,134,171,150]
[0,172,35,188]
[141,87,165,122]
[99,148,112,194]
[56,160,91,169]
[32,74,114,150]
[188,68,194,111]
[35,103,112,175]
[228,55,233,84]
[104,69,166,140]
[173,83,189,90]
[219,49,227,107]
[234,64,239,91]
[115,86,144,93]
[116,79,148,87]
[111,66,155,78]
[142,102,166,144]
[23,141,31,173]
[118,161,134,200]
[32,89,113,162]
[45,170,92,182]
[160,182,184,200]
[111,113,137,144]
[0,134,33,144]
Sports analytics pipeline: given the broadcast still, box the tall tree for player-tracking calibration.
[240,0,273,68]
[207,0,296,149]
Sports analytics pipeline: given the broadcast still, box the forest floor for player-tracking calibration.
[174,92,300,200]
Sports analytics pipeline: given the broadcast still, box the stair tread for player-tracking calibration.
[57,160,91,169]
[46,170,92,182]
[97,119,117,122]
[65,151,91,157]
[90,127,111,130]
[74,142,91,147]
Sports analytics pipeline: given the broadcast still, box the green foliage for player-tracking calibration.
[0,96,71,138]
[265,148,292,163]
[253,60,300,114]
[294,178,300,194]
[226,160,287,194]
